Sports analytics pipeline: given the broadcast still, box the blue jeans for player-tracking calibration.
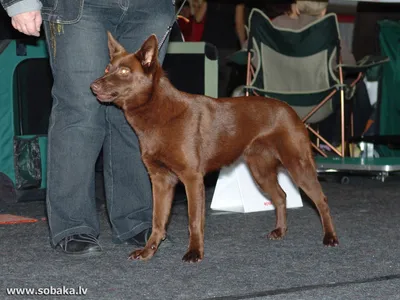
[43,0,175,246]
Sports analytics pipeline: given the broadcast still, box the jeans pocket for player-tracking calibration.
[41,0,58,12]
[42,0,84,24]
[14,136,42,190]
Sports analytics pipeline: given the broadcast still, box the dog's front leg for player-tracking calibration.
[181,174,206,263]
[128,168,178,261]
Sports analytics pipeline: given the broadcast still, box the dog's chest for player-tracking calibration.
[137,130,166,156]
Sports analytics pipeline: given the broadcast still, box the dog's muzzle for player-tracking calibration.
[90,81,116,102]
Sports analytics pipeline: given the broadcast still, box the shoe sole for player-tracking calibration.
[55,247,103,258]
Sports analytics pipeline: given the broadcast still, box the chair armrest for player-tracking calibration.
[228,49,253,65]
[339,55,390,77]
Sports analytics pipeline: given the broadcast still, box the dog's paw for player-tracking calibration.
[267,227,287,240]
[128,245,157,261]
[182,249,203,263]
[323,233,339,247]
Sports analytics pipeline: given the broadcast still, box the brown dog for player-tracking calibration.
[90,33,339,263]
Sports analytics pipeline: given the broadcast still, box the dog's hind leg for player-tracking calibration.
[244,152,288,240]
[282,153,339,247]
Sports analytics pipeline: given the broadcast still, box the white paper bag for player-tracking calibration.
[364,78,379,106]
[210,158,303,213]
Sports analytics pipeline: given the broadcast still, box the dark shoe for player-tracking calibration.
[55,234,102,257]
[123,228,152,247]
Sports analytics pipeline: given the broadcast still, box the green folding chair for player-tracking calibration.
[237,8,388,158]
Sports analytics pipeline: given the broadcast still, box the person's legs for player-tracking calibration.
[352,80,373,137]
[328,79,372,146]
[217,48,236,98]
[103,0,175,243]
[44,1,127,247]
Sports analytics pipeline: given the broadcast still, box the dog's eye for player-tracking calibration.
[119,67,130,75]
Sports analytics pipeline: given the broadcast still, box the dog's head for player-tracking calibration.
[90,32,160,106]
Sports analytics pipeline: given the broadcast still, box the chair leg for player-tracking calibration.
[339,65,346,157]
[302,90,337,123]
[350,111,355,157]
[312,142,327,157]
[245,52,252,97]
[349,72,364,157]
[307,125,343,157]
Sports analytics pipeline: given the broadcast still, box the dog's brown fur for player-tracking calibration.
[91,33,338,263]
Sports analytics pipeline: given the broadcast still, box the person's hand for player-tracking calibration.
[11,10,42,37]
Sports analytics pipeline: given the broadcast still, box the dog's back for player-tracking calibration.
[170,93,313,173]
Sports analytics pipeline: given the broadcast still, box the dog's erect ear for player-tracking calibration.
[107,31,126,60]
[136,34,159,71]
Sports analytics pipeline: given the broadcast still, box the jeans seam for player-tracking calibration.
[105,107,118,237]
[45,56,58,242]
[46,114,54,241]
[117,7,128,25]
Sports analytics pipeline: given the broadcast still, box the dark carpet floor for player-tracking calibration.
[1,174,400,300]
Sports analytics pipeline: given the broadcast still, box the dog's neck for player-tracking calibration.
[118,67,188,132]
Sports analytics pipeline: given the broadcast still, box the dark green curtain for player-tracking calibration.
[376,20,400,157]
